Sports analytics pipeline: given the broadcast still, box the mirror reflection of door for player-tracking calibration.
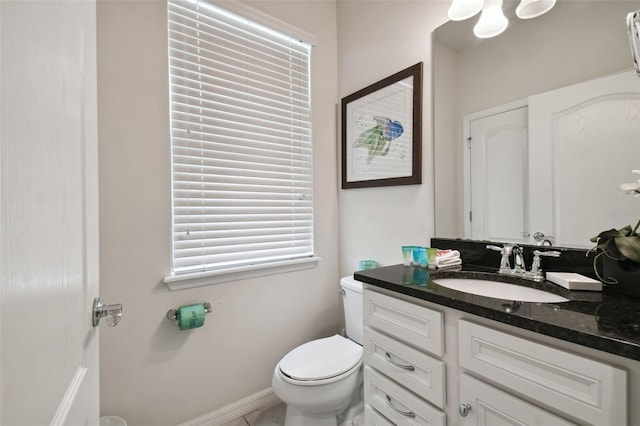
[464,71,640,248]
[529,70,640,248]
[466,106,529,244]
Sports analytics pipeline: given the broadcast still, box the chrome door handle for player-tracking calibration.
[459,403,472,417]
[93,297,123,327]
[533,232,554,245]
[385,395,415,418]
[385,352,415,371]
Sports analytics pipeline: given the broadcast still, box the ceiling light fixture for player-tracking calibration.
[449,0,556,39]
[474,0,508,38]
[448,0,484,21]
[516,0,557,19]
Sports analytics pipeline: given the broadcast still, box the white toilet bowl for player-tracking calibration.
[272,277,365,426]
[272,334,363,426]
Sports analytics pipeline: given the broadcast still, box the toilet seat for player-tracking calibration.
[278,334,362,385]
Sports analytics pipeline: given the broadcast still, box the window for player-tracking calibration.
[165,0,318,289]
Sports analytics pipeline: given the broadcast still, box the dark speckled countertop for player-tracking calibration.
[354,264,640,362]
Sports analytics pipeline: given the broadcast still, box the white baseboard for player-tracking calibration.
[179,387,281,426]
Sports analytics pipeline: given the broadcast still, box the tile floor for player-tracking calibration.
[221,402,286,426]
[220,402,366,426]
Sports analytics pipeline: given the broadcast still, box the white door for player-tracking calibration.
[466,106,529,243]
[529,70,640,248]
[1,1,101,425]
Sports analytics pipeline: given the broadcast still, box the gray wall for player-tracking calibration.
[337,1,449,276]
[97,1,339,424]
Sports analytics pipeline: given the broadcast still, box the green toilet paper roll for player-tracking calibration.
[176,303,206,330]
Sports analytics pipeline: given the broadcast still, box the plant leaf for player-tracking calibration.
[615,235,640,263]
[592,228,626,260]
[618,224,634,236]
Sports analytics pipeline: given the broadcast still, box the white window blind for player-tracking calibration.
[167,0,314,277]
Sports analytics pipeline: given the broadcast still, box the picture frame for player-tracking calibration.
[341,62,423,189]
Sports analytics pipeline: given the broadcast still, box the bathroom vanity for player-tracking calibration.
[355,264,640,425]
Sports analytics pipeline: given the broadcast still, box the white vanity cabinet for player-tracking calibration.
[363,289,446,425]
[362,286,632,426]
[458,320,627,426]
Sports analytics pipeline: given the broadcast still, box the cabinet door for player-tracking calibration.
[459,374,575,426]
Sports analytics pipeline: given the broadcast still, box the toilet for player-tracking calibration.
[272,276,364,426]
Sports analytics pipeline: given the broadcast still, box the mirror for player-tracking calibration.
[433,0,640,248]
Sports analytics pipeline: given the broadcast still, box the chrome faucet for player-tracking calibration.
[486,244,561,281]
[512,245,526,275]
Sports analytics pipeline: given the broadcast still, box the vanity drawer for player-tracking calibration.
[364,326,445,409]
[364,405,395,426]
[458,320,627,426]
[364,289,443,356]
[364,366,446,426]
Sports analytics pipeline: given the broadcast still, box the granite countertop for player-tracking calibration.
[354,264,640,362]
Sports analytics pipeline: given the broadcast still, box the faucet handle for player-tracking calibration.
[533,250,561,258]
[486,244,512,273]
[486,244,514,254]
[530,250,561,281]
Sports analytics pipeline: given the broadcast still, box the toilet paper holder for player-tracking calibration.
[166,302,212,321]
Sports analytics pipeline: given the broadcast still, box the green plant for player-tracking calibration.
[590,170,640,283]
[591,222,640,260]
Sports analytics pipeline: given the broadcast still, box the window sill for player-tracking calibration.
[163,256,322,291]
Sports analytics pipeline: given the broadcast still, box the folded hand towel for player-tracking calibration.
[436,249,460,260]
[436,250,462,268]
[436,263,463,271]
[436,257,462,268]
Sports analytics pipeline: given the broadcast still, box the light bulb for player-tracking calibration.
[473,0,508,39]
[516,0,556,19]
[448,0,484,21]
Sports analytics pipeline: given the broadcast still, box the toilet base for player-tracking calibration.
[284,401,364,426]
[339,412,364,426]
[284,406,339,426]
[281,381,364,426]
[338,400,364,426]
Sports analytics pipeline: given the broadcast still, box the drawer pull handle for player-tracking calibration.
[385,352,415,371]
[459,403,472,417]
[385,395,416,418]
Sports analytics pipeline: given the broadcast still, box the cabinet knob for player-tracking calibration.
[459,403,472,417]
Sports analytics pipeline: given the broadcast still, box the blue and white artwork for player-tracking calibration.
[346,75,414,182]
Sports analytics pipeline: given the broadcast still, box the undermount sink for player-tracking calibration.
[432,278,569,303]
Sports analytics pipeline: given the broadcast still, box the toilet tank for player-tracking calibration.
[340,276,363,345]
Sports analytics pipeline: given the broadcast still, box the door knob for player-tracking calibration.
[93,297,123,327]
[533,232,554,245]
[459,403,472,417]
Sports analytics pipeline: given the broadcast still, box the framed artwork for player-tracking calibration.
[341,62,423,189]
